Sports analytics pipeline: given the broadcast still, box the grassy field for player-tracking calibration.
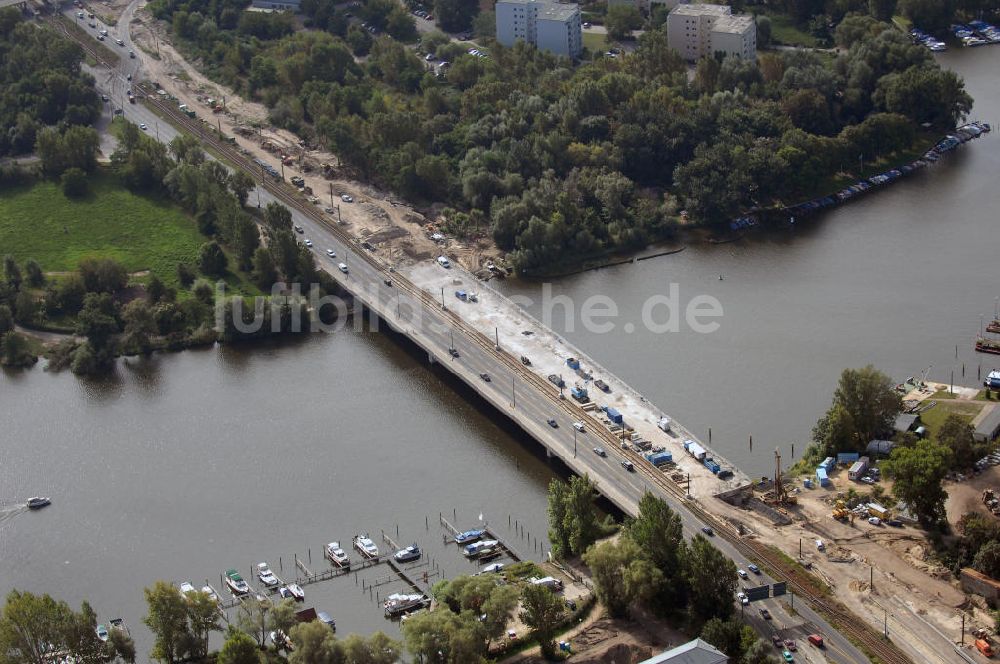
[761,11,820,47]
[918,399,986,437]
[1,171,218,290]
[583,31,608,53]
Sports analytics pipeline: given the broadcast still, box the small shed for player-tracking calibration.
[974,405,1000,443]
[848,456,870,480]
[867,439,897,457]
[815,467,830,487]
[894,413,920,433]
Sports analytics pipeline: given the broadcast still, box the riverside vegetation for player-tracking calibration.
[147,0,971,273]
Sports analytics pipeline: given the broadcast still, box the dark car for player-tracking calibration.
[621,460,634,472]
[448,348,459,358]
[547,418,558,428]
[592,447,606,457]
[759,607,771,620]
[701,526,714,536]
[479,373,490,382]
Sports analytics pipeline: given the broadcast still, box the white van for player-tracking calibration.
[529,576,563,591]
[337,263,348,274]
[436,256,450,268]
[815,539,825,551]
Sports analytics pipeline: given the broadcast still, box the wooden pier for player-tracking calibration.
[438,514,523,563]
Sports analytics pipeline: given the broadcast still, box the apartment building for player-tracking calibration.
[666,3,756,61]
[496,0,583,58]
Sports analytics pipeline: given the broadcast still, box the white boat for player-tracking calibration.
[463,539,498,558]
[178,582,196,597]
[26,497,51,509]
[200,586,219,603]
[224,569,250,596]
[325,541,350,568]
[257,562,279,587]
[481,562,505,574]
[95,624,109,642]
[353,535,379,559]
[278,584,305,602]
[383,592,429,617]
[393,544,421,563]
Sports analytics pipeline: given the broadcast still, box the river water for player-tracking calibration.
[501,47,1000,477]
[1,47,998,656]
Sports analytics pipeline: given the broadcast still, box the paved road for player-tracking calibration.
[58,11,873,661]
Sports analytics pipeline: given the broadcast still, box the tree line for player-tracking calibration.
[146,0,970,273]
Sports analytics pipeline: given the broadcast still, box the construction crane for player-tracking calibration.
[773,448,787,504]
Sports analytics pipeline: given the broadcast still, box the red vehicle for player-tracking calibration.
[807,634,824,648]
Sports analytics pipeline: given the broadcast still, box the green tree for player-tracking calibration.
[23,260,44,288]
[626,492,689,611]
[756,16,772,47]
[3,255,21,290]
[185,591,221,660]
[61,167,89,198]
[340,631,400,664]
[217,627,260,664]
[76,292,119,354]
[973,540,1000,579]
[229,170,256,207]
[683,535,738,625]
[401,608,485,664]
[0,304,12,334]
[122,299,157,355]
[700,618,752,659]
[289,620,338,664]
[143,581,192,664]
[937,413,978,469]
[869,0,897,21]
[0,590,110,664]
[177,264,196,288]
[828,366,902,450]
[583,537,663,617]
[78,257,128,293]
[547,473,605,558]
[264,201,293,232]
[519,583,564,659]
[884,437,952,526]
[199,241,229,276]
[741,638,778,664]
[605,4,643,40]
[433,0,478,32]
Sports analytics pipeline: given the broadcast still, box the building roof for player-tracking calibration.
[975,405,1000,437]
[894,413,919,432]
[538,2,579,20]
[867,439,896,456]
[712,14,754,34]
[639,638,728,664]
[670,3,731,17]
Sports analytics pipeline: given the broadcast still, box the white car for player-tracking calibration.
[572,422,585,432]
[326,248,336,258]
[737,569,748,579]
[815,539,825,550]
[436,256,450,268]
[737,592,748,605]
[139,123,147,131]
[340,193,353,202]
[338,263,348,273]
[868,517,881,526]
[304,239,313,247]
[257,562,279,587]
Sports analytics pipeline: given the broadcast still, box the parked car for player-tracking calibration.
[759,607,771,620]
[738,569,748,579]
[737,592,748,605]
[340,193,353,202]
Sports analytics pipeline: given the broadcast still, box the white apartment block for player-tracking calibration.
[666,3,756,61]
[496,0,583,58]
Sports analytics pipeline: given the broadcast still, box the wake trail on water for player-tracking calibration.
[0,505,28,526]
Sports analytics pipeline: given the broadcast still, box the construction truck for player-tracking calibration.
[832,499,850,521]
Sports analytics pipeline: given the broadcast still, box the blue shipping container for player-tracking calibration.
[837,452,860,464]
[646,451,673,466]
[606,407,623,424]
[704,458,721,474]
[820,456,836,472]
[816,467,830,487]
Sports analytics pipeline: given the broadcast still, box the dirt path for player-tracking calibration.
[121,2,503,275]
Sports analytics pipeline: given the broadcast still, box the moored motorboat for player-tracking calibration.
[279,583,305,602]
[383,593,429,617]
[109,618,130,637]
[224,569,250,596]
[454,529,485,545]
[96,624,109,642]
[257,562,279,587]
[393,544,421,563]
[976,336,1000,355]
[325,541,351,568]
[26,497,51,509]
[463,539,499,558]
[353,535,379,559]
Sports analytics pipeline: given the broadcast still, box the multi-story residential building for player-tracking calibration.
[666,3,756,61]
[496,0,583,58]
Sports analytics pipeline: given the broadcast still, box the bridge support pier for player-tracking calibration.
[428,352,436,365]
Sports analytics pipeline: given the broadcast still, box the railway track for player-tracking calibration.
[46,19,917,658]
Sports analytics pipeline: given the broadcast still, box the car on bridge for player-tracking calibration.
[294,225,303,233]
[448,348,459,358]
[572,422,585,432]
[479,373,490,382]
[326,249,336,258]
[701,526,714,536]
[737,592,748,605]
[621,460,634,472]
[738,569,748,579]
[547,418,558,428]
[592,447,606,457]
[337,263,348,273]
